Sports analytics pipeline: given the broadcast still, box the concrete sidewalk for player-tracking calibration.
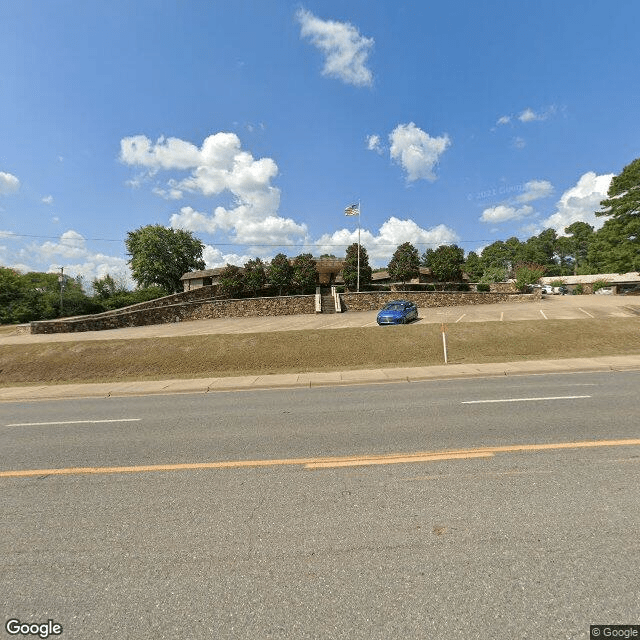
[2,355,639,402]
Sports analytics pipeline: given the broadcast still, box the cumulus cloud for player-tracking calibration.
[121,132,306,247]
[540,172,614,234]
[496,115,511,126]
[0,171,20,195]
[42,195,54,205]
[314,216,459,266]
[515,180,554,203]
[480,205,534,223]
[389,123,451,182]
[10,229,133,287]
[366,134,383,154]
[296,8,374,87]
[203,245,253,269]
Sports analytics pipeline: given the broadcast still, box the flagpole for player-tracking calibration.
[357,200,361,292]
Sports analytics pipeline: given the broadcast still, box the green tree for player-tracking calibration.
[388,242,420,289]
[463,251,484,281]
[514,262,546,292]
[291,253,317,294]
[554,236,574,276]
[479,266,508,283]
[521,229,557,268]
[422,244,465,282]
[125,224,205,294]
[92,274,126,299]
[267,253,293,296]
[342,243,372,291]
[564,221,594,274]
[598,158,640,222]
[592,158,640,272]
[218,264,245,298]
[588,217,640,273]
[0,267,23,323]
[243,258,267,297]
[479,241,516,273]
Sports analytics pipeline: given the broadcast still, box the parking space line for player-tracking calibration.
[500,312,504,321]
[462,395,591,404]
[5,418,142,427]
[539,310,548,319]
[455,314,466,323]
[578,307,595,318]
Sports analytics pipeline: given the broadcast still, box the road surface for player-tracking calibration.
[1,371,639,639]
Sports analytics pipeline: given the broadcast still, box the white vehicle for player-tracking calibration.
[541,284,567,295]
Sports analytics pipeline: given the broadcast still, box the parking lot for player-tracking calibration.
[1,294,638,345]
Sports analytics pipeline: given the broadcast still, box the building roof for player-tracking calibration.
[540,272,640,285]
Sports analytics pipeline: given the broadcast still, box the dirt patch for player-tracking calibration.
[2,318,639,386]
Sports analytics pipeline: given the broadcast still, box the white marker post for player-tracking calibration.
[441,323,448,364]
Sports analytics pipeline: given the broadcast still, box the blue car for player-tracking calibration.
[376,300,419,325]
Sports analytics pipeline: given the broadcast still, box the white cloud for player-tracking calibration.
[480,204,534,223]
[296,8,374,87]
[389,123,451,182]
[38,229,88,260]
[203,245,253,269]
[366,134,383,154]
[515,180,554,203]
[152,186,183,200]
[314,216,459,266]
[8,229,133,288]
[496,115,511,126]
[122,132,305,247]
[512,137,526,149]
[0,171,20,195]
[120,135,201,170]
[518,105,556,122]
[42,195,54,205]
[540,172,614,234]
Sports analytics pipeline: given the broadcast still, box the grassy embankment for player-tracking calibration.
[1,317,640,386]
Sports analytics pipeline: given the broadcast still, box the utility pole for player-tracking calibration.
[58,267,64,316]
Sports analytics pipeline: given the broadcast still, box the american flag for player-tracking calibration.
[344,203,360,216]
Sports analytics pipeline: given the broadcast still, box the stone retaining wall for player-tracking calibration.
[339,290,539,312]
[28,295,315,334]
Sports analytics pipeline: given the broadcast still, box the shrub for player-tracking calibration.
[477,283,490,292]
[425,284,436,292]
[550,279,566,288]
[592,279,610,292]
[457,283,471,292]
[573,284,584,295]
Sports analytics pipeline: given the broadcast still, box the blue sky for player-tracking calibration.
[1,0,639,287]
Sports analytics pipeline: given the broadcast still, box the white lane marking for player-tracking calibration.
[578,307,595,318]
[539,310,548,319]
[455,314,466,323]
[462,395,591,404]
[5,418,142,427]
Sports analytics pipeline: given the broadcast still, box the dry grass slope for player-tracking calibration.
[2,318,640,386]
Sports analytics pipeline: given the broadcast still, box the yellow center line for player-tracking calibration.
[2,439,640,478]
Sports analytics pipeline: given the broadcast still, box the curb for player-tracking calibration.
[1,356,640,402]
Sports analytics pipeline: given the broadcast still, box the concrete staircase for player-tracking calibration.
[321,294,336,314]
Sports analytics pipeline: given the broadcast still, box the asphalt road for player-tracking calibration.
[2,371,639,639]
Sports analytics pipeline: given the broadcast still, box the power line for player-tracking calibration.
[2,232,497,246]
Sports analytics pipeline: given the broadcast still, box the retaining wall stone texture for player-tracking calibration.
[26,289,538,334]
[339,290,538,312]
[28,295,315,334]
